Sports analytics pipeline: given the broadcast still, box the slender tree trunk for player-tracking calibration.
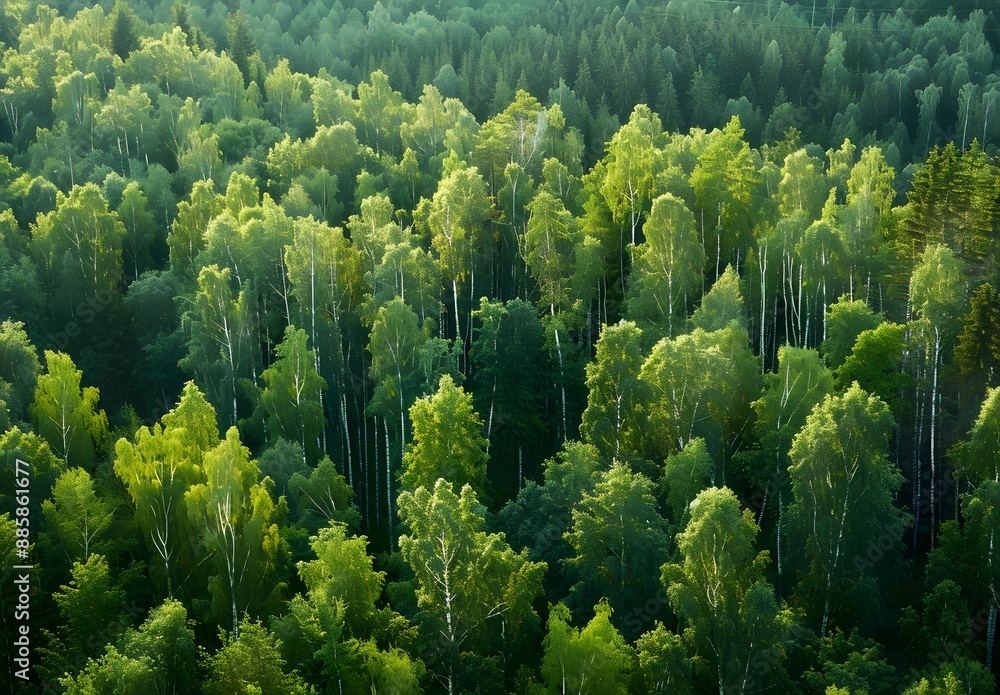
[486,376,496,455]
[374,416,380,528]
[453,278,462,368]
[759,245,767,370]
[468,266,475,376]
[777,490,784,583]
[914,382,924,556]
[667,273,674,337]
[716,215,721,282]
[361,367,370,525]
[930,328,940,550]
[386,419,393,550]
[341,393,352,488]
[986,602,996,673]
[518,444,523,488]
[554,328,567,442]
[962,94,971,151]
[620,224,627,297]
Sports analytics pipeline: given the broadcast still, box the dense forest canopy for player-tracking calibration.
[2,0,1000,692]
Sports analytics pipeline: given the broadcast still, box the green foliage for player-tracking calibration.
[401,375,487,494]
[564,462,670,635]
[226,11,259,87]
[3,0,1000,686]
[634,622,692,695]
[540,600,632,695]
[109,0,140,60]
[663,486,791,694]
[0,319,40,424]
[580,320,645,461]
[31,351,108,468]
[802,628,898,695]
[787,384,905,634]
[50,554,127,671]
[835,322,909,413]
[61,599,198,694]
[398,480,545,689]
[185,427,288,635]
[41,467,112,563]
[626,192,705,337]
[31,184,126,315]
[287,457,360,534]
[204,618,309,695]
[662,438,713,528]
[691,264,744,332]
[259,325,327,464]
[822,296,883,369]
[639,325,759,467]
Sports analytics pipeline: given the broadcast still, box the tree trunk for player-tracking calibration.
[987,527,996,671]
[373,415,380,528]
[986,602,996,673]
[386,419,393,551]
[930,328,940,550]
[486,376,496,455]
[453,278,462,369]
[759,245,767,371]
[518,444,523,489]
[341,393,352,488]
[554,328,567,442]
[777,490,784,584]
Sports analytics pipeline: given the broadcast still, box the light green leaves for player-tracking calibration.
[401,375,487,494]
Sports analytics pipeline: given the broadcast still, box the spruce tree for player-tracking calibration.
[109,0,140,60]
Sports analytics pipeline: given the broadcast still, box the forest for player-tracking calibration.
[1,0,1000,691]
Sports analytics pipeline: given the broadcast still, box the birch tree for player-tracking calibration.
[180,264,253,429]
[185,427,287,638]
[580,320,645,461]
[41,467,113,563]
[909,244,966,550]
[0,319,41,425]
[626,193,705,338]
[114,381,216,598]
[401,375,487,495]
[662,486,791,695]
[689,116,760,282]
[540,600,632,695]
[599,104,662,265]
[787,383,904,635]
[397,480,545,693]
[639,325,759,473]
[428,165,490,359]
[30,183,126,316]
[751,346,833,581]
[168,179,224,278]
[470,298,543,483]
[31,351,107,469]
[259,326,327,464]
[285,215,360,469]
[960,388,1000,670]
[564,462,670,636]
[524,190,578,317]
